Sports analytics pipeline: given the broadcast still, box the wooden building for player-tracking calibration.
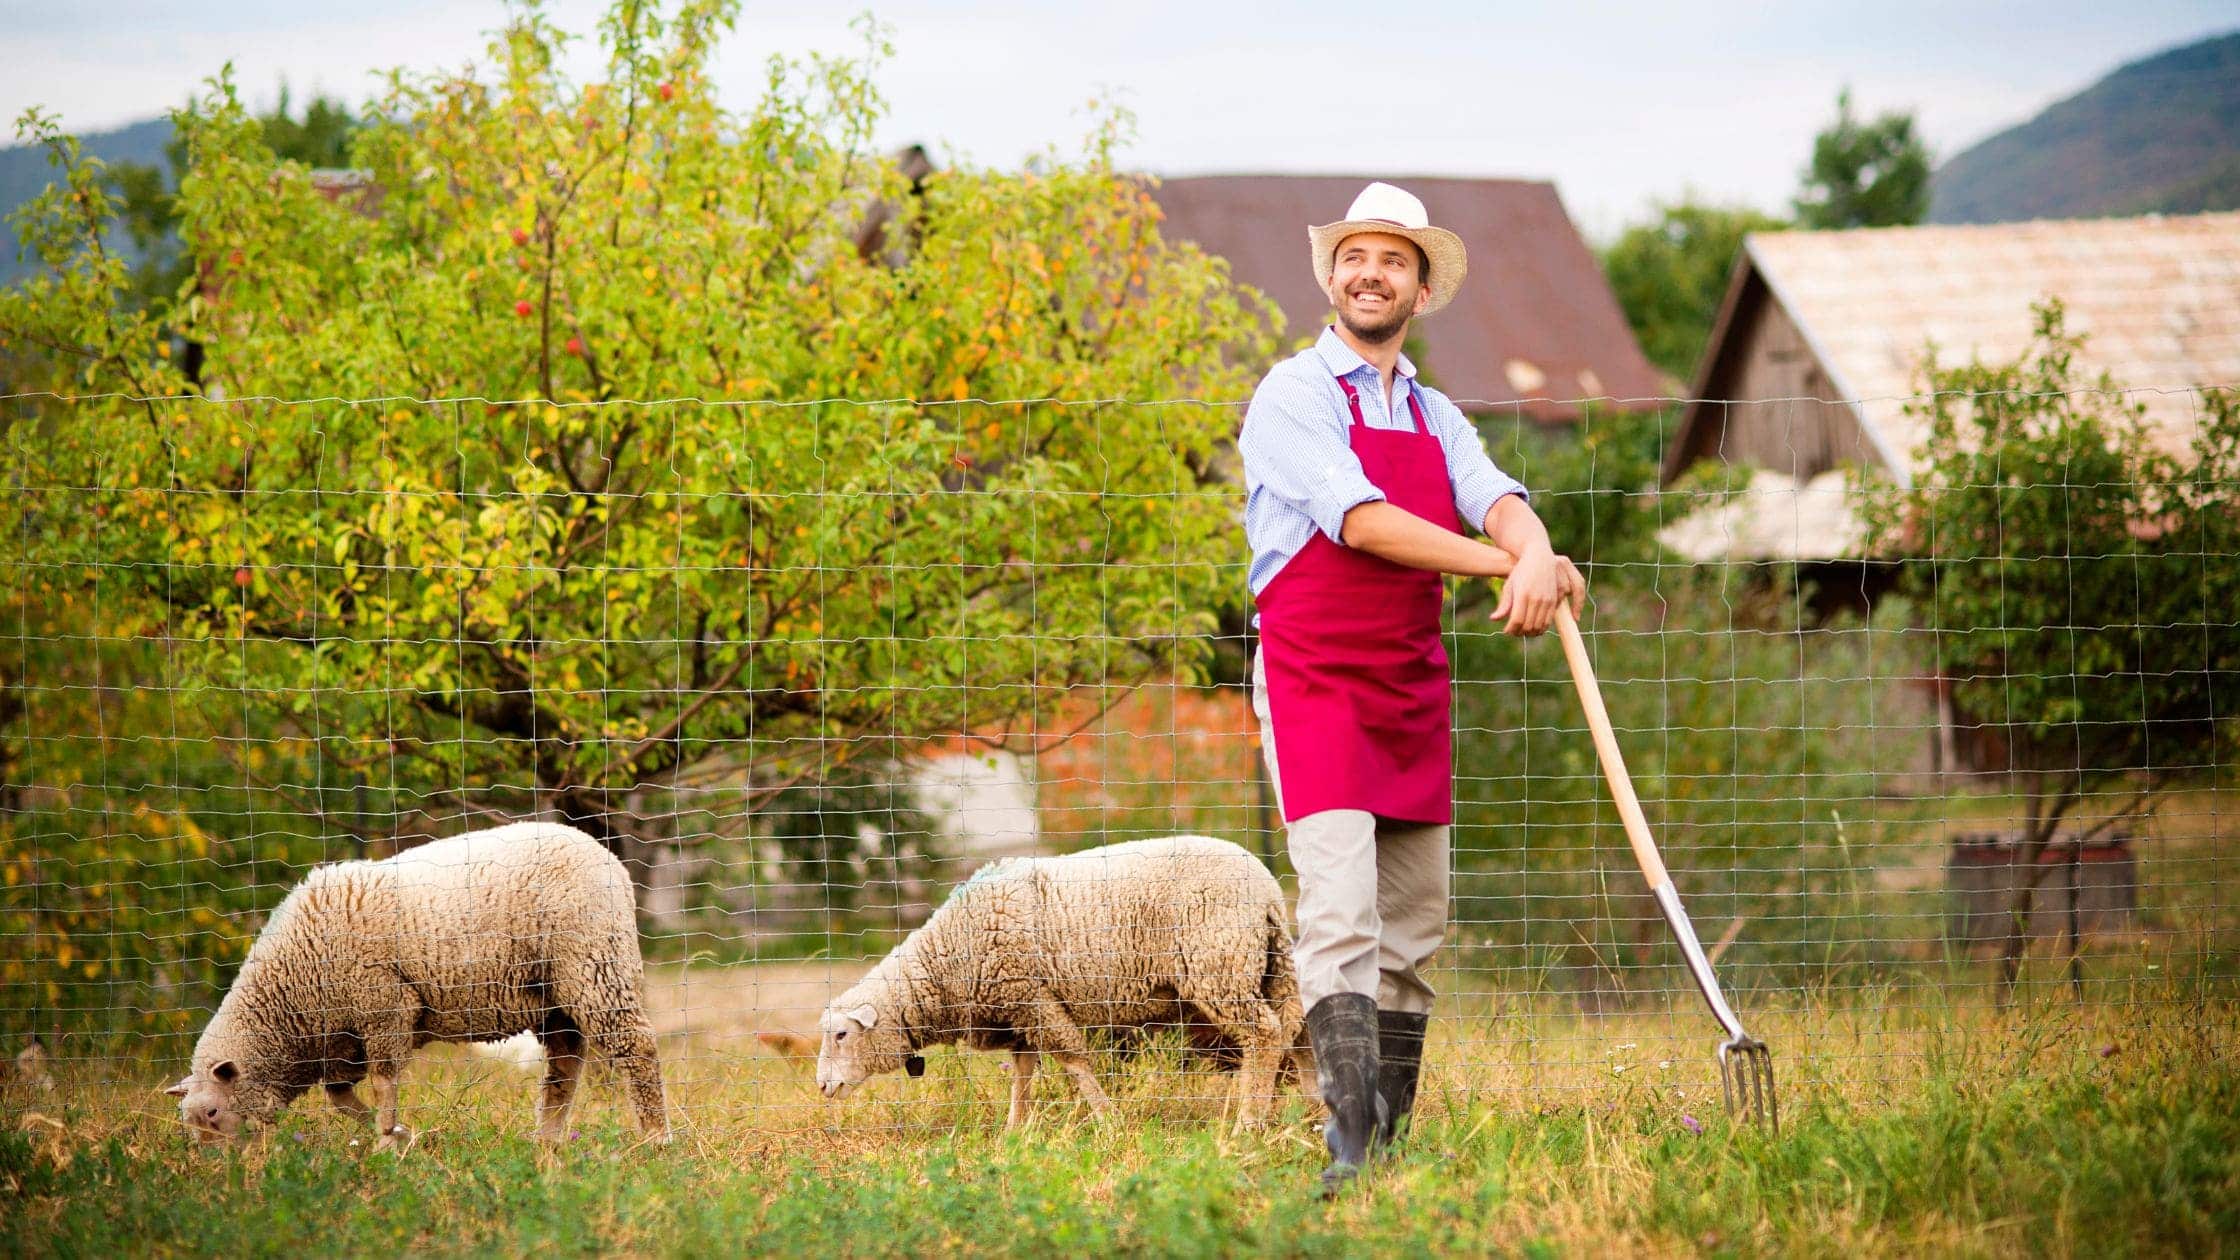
[1660,211,2240,564]
[1657,212,2240,775]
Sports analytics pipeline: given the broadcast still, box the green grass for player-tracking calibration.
[5,979,2236,1258]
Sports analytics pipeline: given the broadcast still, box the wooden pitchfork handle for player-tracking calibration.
[1547,601,1756,1046]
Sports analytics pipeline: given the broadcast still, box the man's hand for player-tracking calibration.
[1490,545,1585,637]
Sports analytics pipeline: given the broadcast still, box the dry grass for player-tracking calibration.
[5,788,2233,1255]
[4,962,2235,1257]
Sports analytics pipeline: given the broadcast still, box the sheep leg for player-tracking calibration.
[364,1032,414,1151]
[616,1021,671,1144]
[324,1082,373,1122]
[1187,1000,1286,1131]
[1053,1053,1113,1119]
[1017,995,1112,1121]
[554,943,672,1147]
[1235,1044,1283,1131]
[583,1009,671,1145]
[535,1023,586,1143]
[1007,1051,1039,1129]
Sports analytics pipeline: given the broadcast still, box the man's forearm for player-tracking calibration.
[1339,501,1515,578]
[1483,493,1552,560]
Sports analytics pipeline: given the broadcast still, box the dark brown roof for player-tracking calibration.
[1152,175,1664,421]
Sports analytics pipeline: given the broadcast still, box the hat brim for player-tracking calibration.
[1309,219,1468,317]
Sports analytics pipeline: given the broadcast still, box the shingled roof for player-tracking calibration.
[1152,175,1664,422]
[1666,211,2240,488]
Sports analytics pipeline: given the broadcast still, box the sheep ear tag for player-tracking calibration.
[905,1054,926,1078]
[848,1004,879,1030]
[165,1076,193,1098]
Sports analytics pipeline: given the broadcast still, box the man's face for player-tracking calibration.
[1327,231,1428,345]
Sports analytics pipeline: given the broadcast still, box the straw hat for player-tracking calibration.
[1308,182,1468,317]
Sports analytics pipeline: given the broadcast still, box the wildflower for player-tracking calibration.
[1681,1114,1703,1135]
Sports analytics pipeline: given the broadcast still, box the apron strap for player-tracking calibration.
[1335,375,1366,428]
[1335,374,1430,435]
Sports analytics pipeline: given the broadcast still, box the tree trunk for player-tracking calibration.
[1996,772,2076,1001]
[556,788,661,878]
[0,663,24,816]
[1996,843,2053,997]
[556,789,631,853]
[2065,844,2085,999]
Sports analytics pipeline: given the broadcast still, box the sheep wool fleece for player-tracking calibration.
[177,822,668,1147]
[822,835,1304,1129]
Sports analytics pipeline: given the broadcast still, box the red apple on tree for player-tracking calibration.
[514,300,534,317]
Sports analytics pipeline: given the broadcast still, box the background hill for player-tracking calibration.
[0,117,171,285]
[1931,31,2240,224]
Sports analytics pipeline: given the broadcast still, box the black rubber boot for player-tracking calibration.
[1304,993,1385,1196]
[1375,1009,1428,1147]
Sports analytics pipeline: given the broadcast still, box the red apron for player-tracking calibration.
[1256,375,1459,825]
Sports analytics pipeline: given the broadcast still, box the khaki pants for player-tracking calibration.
[1252,649,1450,1014]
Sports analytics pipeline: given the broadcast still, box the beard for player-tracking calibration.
[1334,284,1411,345]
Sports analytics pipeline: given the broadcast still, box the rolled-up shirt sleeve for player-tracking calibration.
[1240,370,1385,546]
[1420,387,1527,535]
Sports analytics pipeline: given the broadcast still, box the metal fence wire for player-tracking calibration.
[1,381,2233,1137]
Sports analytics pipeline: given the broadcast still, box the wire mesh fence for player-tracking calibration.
[1,376,2235,1141]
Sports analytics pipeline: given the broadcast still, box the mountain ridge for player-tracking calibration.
[1931,31,2240,224]
[0,117,173,283]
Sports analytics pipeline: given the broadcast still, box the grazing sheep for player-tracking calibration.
[468,1031,547,1073]
[167,822,669,1150]
[816,835,1305,1130]
[0,1037,53,1096]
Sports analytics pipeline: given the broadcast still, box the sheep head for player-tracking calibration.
[166,1058,283,1143]
[815,998,922,1099]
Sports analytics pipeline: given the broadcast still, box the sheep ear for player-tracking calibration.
[847,1004,878,1030]
[211,1060,239,1085]
[165,1076,193,1098]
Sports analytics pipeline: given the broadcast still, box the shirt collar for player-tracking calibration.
[1314,325,1418,383]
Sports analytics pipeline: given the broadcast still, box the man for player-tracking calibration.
[1239,182,1582,1193]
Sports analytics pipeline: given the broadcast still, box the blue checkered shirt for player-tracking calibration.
[1239,326,1527,596]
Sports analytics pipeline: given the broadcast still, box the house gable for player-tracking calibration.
[1664,212,2240,494]
[1667,260,1885,485]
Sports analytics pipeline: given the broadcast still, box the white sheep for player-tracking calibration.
[167,822,669,1149]
[816,834,1306,1130]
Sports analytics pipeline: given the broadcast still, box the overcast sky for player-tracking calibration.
[3,1,2233,238]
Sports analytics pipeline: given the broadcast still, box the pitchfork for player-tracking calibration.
[1550,601,1778,1131]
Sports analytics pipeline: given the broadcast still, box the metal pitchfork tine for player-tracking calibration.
[1552,601,1779,1132]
